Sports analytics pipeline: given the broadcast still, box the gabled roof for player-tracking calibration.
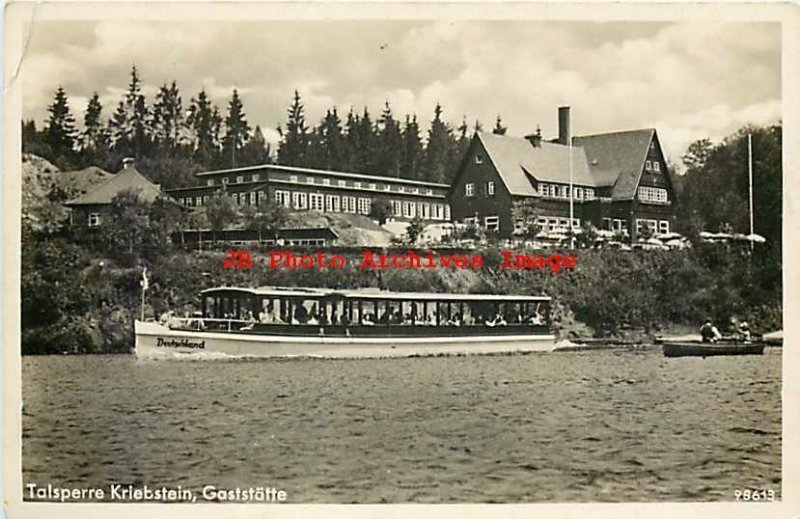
[65,164,163,206]
[56,167,113,198]
[573,128,655,200]
[476,132,595,196]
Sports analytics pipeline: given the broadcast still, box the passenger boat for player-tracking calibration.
[662,341,765,358]
[134,286,556,359]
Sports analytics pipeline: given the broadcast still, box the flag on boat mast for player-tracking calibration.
[140,267,149,291]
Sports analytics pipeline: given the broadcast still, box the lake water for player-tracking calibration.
[21,348,782,502]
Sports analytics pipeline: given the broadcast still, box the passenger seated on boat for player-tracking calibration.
[307,315,319,326]
[486,313,507,327]
[363,313,375,326]
[529,311,545,326]
[423,313,436,326]
[294,304,309,324]
[240,310,256,330]
[738,321,752,342]
[447,313,462,327]
[700,319,722,343]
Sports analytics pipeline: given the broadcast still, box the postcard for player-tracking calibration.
[4,1,798,518]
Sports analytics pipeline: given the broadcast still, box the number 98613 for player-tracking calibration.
[734,489,776,501]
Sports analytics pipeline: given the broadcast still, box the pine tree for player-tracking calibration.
[152,81,184,151]
[80,93,109,167]
[493,115,507,135]
[221,89,251,168]
[186,89,218,168]
[400,114,423,180]
[314,108,345,170]
[277,90,309,167]
[421,103,452,183]
[343,108,362,172]
[240,125,272,166]
[376,102,403,177]
[356,107,377,174]
[108,65,153,159]
[44,86,77,164]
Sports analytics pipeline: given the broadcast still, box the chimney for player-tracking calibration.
[558,106,570,146]
[122,157,135,170]
[524,126,543,148]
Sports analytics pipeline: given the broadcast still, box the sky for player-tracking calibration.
[21,20,781,167]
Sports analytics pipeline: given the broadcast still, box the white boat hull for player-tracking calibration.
[134,321,557,359]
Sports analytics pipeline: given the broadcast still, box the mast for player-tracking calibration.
[748,133,754,251]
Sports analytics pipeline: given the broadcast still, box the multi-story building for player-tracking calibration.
[449,107,677,239]
[165,164,452,223]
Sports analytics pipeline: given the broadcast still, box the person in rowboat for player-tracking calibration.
[700,318,722,343]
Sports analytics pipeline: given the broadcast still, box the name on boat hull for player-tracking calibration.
[156,337,206,349]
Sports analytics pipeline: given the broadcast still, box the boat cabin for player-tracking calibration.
[192,286,551,338]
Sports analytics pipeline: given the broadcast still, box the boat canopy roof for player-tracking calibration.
[200,286,551,303]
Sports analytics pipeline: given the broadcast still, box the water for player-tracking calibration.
[22,348,781,502]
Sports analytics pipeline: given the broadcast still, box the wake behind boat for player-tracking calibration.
[135,286,556,359]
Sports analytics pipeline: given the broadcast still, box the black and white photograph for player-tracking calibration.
[5,2,798,516]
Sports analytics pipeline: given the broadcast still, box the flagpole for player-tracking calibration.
[748,133,754,252]
[140,267,148,321]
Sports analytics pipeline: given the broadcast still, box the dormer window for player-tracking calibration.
[236,175,244,183]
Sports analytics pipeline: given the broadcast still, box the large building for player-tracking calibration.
[165,164,452,223]
[449,107,676,239]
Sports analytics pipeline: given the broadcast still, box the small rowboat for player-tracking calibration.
[662,342,765,358]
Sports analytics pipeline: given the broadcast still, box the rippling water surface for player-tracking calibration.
[22,348,781,502]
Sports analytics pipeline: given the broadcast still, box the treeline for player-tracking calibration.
[675,123,782,249]
[22,64,509,189]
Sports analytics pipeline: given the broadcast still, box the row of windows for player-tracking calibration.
[637,186,669,204]
[205,173,437,196]
[462,215,501,232]
[464,181,495,198]
[602,218,629,232]
[644,160,661,173]
[273,190,451,221]
[538,183,596,201]
[535,216,581,233]
[636,219,670,235]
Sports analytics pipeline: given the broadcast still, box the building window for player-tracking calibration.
[644,161,652,172]
[650,141,656,151]
[292,191,308,210]
[637,186,668,203]
[306,176,314,184]
[354,181,362,189]
[612,219,627,232]
[486,181,495,196]
[465,183,475,197]
[249,192,257,205]
[206,179,214,186]
[195,196,202,206]
[444,205,451,221]
[203,196,209,205]
[343,196,357,213]
[475,155,483,165]
[653,161,661,173]
[88,213,101,227]
[258,190,266,204]
[398,186,405,193]
[325,194,341,212]
[368,183,377,190]
[659,220,670,234]
[602,217,612,231]
[402,202,413,218]
[358,197,371,215]
[221,177,229,185]
[253,174,261,182]
[585,188,595,201]
[236,175,244,183]
[391,200,402,216]
[426,188,433,195]
[421,203,430,219]
[338,180,346,187]
[485,216,500,232]
[309,193,324,211]
[275,190,291,207]
[575,187,583,200]
[636,219,658,234]
[383,184,391,191]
